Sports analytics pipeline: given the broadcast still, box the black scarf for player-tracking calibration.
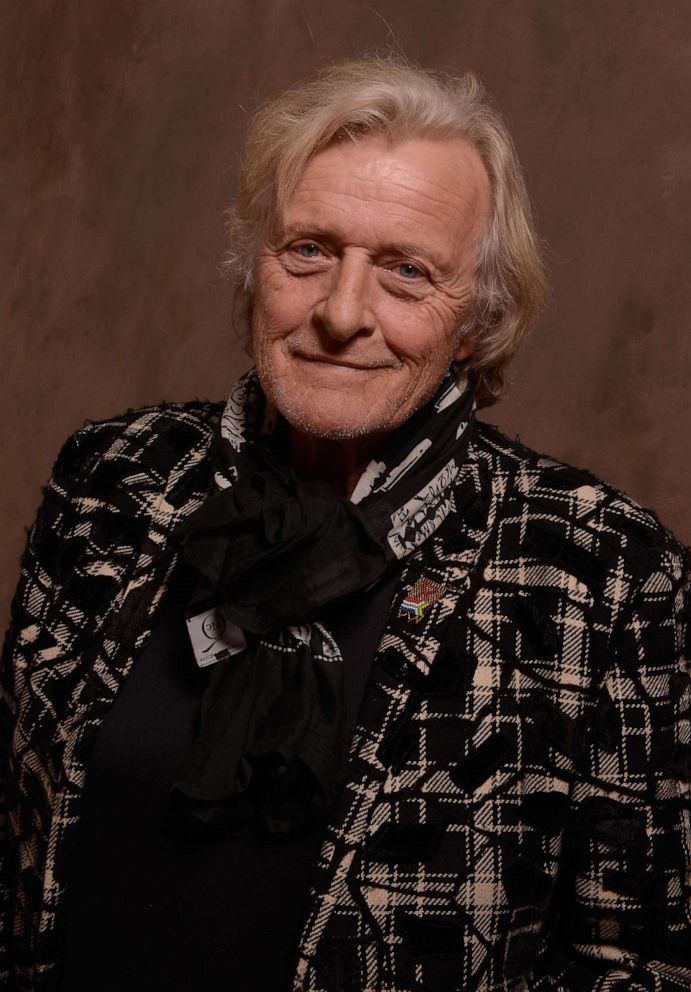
[172,368,475,835]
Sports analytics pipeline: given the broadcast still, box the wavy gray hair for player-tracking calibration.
[226,57,545,407]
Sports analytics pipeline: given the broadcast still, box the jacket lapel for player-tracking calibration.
[295,437,515,985]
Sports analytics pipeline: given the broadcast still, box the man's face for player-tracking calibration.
[251,134,490,442]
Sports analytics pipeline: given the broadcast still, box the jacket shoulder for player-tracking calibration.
[473,419,688,582]
[50,399,224,487]
[26,400,222,573]
[8,401,223,635]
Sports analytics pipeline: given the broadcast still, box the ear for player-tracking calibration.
[453,336,476,363]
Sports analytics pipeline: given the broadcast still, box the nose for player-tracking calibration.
[316,252,376,342]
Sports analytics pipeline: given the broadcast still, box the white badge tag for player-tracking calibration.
[185,604,247,669]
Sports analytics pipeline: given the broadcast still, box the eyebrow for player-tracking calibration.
[279,223,448,273]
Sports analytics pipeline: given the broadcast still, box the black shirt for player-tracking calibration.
[60,563,399,991]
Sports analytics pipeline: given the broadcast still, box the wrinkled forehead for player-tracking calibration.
[271,134,491,265]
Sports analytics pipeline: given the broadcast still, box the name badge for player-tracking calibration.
[185,604,247,668]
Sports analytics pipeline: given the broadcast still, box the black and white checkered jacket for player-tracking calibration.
[2,401,690,992]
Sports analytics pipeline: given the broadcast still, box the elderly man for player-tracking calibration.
[2,58,690,992]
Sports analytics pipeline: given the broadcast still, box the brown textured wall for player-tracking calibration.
[3,0,690,627]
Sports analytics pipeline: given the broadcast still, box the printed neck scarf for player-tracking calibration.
[172,367,475,836]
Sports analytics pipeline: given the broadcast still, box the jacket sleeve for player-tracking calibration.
[0,426,95,982]
[530,544,691,992]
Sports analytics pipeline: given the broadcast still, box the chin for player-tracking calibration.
[280,391,421,443]
[283,407,385,441]
[262,370,421,443]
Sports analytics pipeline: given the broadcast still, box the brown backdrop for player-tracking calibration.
[3,0,690,629]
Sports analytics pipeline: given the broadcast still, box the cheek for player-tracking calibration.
[253,275,316,341]
[382,301,460,367]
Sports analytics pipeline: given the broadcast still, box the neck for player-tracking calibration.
[288,428,383,498]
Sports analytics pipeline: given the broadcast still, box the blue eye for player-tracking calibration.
[297,242,321,258]
[397,262,422,279]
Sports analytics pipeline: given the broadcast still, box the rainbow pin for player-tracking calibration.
[399,577,446,623]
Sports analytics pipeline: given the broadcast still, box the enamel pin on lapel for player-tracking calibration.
[399,577,446,623]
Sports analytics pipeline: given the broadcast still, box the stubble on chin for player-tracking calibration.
[258,359,448,443]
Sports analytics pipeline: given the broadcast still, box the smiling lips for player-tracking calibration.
[292,351,395,371]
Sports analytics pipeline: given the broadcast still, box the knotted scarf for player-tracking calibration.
[172,367,475,835]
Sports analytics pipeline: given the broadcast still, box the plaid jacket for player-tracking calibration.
[1,401,690,992]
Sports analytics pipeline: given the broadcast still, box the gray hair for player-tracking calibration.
[227,57,545,407]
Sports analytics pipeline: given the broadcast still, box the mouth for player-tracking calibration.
[292,352,391,371]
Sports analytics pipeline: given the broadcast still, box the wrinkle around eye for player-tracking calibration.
[280,242,333,274]
[378,263,430,296]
